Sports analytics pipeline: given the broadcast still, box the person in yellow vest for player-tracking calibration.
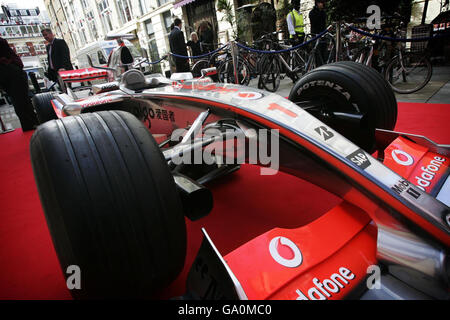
[286,0,305,44]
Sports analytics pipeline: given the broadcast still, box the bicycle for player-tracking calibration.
[384,44,432,94]
[257,32,312,92]
[345,19,433,94]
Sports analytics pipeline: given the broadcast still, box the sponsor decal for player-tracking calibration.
[269,236,302,268]
[346,149,371,170]
[296,81,351,100]
[407,187,421,200]
[176,82,238,93]
[81,97,113,108]
[295,267,356,300]
[391,178,421,200]
[233,91,263,100]
[267,103,298,118]
[414,156,447,192]
[391,149,414,166]
[314,126,334,141]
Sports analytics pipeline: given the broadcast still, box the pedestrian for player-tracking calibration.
[286,0,305,44]
[0,37,38,132]
[186,32,202,59]
[169,18,190,73]
[41,28,73,83]
[198,21,214,54]
[309,0,328,65]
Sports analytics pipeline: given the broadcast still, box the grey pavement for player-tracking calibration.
[1,65,449,133]
[246,65,450,104]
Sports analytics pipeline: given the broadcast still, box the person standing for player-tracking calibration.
[309,0,328,65]
[286,0,305,44]
[41,28,73,82]
[169,18,190,73]
[186,32,202,58]
[0,37,38,132]
[198,21,214,54]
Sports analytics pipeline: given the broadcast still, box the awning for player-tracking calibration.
[173,0,196,9]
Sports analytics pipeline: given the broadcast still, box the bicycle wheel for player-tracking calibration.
[217,58,250,85]
[191,59,210,77]
[285,49,307,83]
[259,54,281,92]
[384,52,432,94]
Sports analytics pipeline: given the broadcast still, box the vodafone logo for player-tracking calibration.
[391,149,414,166]
[234,91,263,100]
[269,236,302,268]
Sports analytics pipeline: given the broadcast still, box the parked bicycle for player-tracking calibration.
[345,17,433,94]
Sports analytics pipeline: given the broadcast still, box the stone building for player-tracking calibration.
[1,3,51,69]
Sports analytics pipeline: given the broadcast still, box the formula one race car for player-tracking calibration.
[29,51,449,300]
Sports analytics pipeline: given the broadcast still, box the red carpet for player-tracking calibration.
[0,102,448,299]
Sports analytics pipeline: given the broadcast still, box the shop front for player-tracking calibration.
[174,0,219,50]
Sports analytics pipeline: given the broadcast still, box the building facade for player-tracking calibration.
[1,4,52,69]
[39,0,449,74]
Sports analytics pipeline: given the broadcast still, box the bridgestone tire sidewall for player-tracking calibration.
[289,61,397,152]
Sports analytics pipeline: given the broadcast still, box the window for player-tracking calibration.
[162,11,172,35]
[117,0,133,24]
[97,50,107,64]
[86,11,98,40]
[16,45,29,53]
[145,20,160,63]
[139,0,150,15]
[80,29,87,46]
[80,0,88,9]
[157,0,170,7]
[98,1,113,32]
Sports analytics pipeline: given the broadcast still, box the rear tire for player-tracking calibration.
[289,61,397,152]
[30,110,186,299]
[32,92,57,124]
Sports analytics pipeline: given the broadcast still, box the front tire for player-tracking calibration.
[32,92,57,124]
[30,111,187,298]
[289,61,397,152]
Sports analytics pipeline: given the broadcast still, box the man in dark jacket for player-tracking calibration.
[41,28,73,82]
[0,37,38,132]
[309,0,328,65]
[169,18,190,73]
